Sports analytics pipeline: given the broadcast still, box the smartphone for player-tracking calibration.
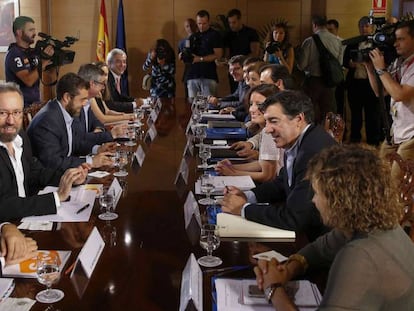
[248,285,265,298]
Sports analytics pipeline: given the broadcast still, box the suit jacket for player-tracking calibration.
[245,124,336,241]
[0,131,63,221]
[27,99,91,170]
[72,106,113,147]
[107,73,134,113]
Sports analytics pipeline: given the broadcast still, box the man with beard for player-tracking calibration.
[0,82,88,221]
[27,73,114,170]
[4,16,55,107]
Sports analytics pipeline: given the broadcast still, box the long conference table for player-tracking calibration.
[9,99,308,311]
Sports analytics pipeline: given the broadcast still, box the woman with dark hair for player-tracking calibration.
[142,39,176,99]
[254,144,414,310]
[215,84,283,183]
[263,23,294,73]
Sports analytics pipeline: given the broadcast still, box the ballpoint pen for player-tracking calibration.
[76,203,90,214]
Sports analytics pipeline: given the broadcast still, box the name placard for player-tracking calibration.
[179,253,203,311]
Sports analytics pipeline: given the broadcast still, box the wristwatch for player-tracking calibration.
[375,68,387,76]
[264,282,283,303]
[200,57,204,62]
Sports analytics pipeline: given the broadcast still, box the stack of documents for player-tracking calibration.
[195,176,255,195]
[217,213,295,241]
[215,278,321,311]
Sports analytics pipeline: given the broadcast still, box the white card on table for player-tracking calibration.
[174,157,189,186]
[179,253,203,311]
[71,227,105,279]
[109,178,123,209]
[148,125,157,141]
[150,109,158,123]
[183,191,201,228]
[135,144,145,166]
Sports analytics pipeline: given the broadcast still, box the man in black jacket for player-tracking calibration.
[221,90,336,241]
[0,82,88,221]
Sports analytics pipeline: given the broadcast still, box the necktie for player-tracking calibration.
[116,77,121,94]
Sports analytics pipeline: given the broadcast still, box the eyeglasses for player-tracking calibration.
[93,80,106,87]
[0,110,23,119]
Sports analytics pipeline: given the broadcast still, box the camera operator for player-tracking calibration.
[344,16,382,146]
[5,16,55,107]
[366,19,414,180]
[180,10,223,104]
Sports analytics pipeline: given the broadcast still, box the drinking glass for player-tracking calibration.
[36,253,64,303]
[198,144,211,169]
[198,224,222,267]
[198,172,216,205]
[124,125,137,147]
[98,188,118,221]
[113,150,129,177]
[195,124,207,145]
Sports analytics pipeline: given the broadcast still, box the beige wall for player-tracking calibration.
[0,0,393,99]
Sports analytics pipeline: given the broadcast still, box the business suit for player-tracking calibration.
[106,73,134,113]
[72,105,113,146]
[27,99,91,170]
[0,131,62,221]
[245,124,336,241]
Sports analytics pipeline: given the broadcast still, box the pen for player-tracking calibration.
[64,261,76,275]
[76,203,90,214]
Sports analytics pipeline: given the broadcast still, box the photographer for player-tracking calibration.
[366,19,414,181]
[5,16,55,107]
[344,16,382,146]
[263,22,294,74]
[142,39,176,99]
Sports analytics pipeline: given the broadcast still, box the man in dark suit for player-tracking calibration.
[106,48,136,113]
[76,63,127,147]
[27,73,114,171]
[0,82,88,221]
[221,90,336,241]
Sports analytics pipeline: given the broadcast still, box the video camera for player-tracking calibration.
[181,34,202,64]
[35,32,78,70]
[342,10,397,64]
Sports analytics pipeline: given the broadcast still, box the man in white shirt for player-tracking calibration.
[0,82,88,221]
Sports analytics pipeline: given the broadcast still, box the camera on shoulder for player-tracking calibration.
[35,32,78,70]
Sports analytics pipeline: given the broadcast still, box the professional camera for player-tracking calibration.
[156,47,166,60]
[181,34,202,64]
[343,11,397,64]
[265,41,282,54]
[35,32,78,70]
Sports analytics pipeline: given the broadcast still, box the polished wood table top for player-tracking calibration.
[11,101,303,311]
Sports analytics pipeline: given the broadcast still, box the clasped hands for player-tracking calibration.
[220,185,247,216]
[254,258,290,291]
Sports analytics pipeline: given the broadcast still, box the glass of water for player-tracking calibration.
[198,224,222,267]
[198,172,216,205]
[36,252,64,303]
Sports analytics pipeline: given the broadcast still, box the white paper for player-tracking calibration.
[88,170,111,178]
[0,298,35,311]
[201,113,235,120]
[22,189,96,222]
[179,253,203,311]
[18,221,53,231]
[135,144,145,166]
[74,227,105,279]
[183,192,201,228]
[109,178,123,209]
[150,109,158,122]
[0,278,14,301]
[195,176,255,195]
[252,250,288,262]
[217,213,295,241]
[213,140,228,145]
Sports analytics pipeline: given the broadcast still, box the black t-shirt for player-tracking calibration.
[225,25,259,57]
[187,28,223,81]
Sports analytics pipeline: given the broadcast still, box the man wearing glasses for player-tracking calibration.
[0,82,88,221]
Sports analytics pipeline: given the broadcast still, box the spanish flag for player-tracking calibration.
[96,0,109,61]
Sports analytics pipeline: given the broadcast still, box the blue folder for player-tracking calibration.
[206,128,247,140]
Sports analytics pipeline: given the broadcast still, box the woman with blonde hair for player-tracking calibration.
[90,61,134,124]
[254,144,414,310]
